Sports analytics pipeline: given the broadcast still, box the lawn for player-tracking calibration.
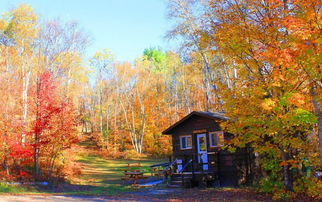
[0,145,166,195]
[0,145,277,201]
[70,146,166,195]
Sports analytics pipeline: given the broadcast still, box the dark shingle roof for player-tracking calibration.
[194,111,229,121]
[162,111,228,135]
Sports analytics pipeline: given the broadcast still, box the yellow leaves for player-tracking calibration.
[93,49,115,61]
[55,51,82,69]
[11,4,38,30]
[261,98,276,111]
[199,31,211,49]
[0,19,6,31]
[6,4,39,47]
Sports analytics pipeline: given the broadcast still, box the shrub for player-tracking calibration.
[294,177,322,199]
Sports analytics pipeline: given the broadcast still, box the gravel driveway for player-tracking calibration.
[0,188,275,202]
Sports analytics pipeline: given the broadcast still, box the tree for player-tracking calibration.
[166,0,321,198]
[198,0,320,196]
[167,0,223,111]
[0,5,86,181]
[7,4,39,145]
[90,49,115,146]
[30,71,79,180]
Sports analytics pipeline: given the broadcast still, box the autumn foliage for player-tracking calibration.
[29,72,79,180]
[0,5,84,181]
[0,1,321,199]
[166,0,321,199]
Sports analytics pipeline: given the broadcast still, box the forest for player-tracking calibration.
[0,0,321,200]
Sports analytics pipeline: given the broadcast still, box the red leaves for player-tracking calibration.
[2,71,79,180]
[9,143,33,159]
[30,72,79,149]
[19,170,29,177]
[30,72,68,141]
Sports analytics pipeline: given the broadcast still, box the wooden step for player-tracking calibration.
[172,176,192,179]
[171,178,192,182]
[167,184,182,188]
[172,173,193,176]
[171,180,183,184]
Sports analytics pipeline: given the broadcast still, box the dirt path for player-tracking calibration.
[0,143,275,201]
[0,195,111,202]
[0,188,273,202]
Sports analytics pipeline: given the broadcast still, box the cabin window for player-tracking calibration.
[180,135,192,150]
[209,131,224,147]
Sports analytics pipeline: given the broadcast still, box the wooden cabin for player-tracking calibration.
[162,111,254,187]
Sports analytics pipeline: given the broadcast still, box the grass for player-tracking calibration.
[0,183,33,193]
[71,148,165,195]
[0,144,166,195]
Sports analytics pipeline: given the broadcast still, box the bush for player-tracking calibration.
[258,177,283,194]
[259,175,322,200]
[294,177,322,199]
[0,183,27,193]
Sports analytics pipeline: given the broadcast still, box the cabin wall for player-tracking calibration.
[171,116,233,158]
[171,116,221,135]
[167,114,254,186]
[171,116,221,157]
[171,116,229,173]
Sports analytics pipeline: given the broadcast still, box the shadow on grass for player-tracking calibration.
[75,151,165,185]
[0,183,31,193]
[0,181,130,196]
[0,145,166,195]
[31,183,130,195]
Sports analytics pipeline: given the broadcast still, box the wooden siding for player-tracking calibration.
[171,115,221,135]
[171,115,232,159]
[166,112,254,186]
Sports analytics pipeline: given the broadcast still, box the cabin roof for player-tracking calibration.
[162,111,228,135]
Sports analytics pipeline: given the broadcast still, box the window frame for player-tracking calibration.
[209,131,224,147]
[179,135,192,150]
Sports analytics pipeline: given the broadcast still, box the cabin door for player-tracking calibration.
[196,134,208,170]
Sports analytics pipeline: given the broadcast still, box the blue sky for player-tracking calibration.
[0,0,175,62]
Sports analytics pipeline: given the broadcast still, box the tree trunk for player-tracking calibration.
[34,77,40,180]
[119,96,136,152]
[181,64,191,113]
[137,89,146,154]
[4,46,10,176]
[34,145,39,179]
[3,156,9,175]
[113,104,117,154]
[105,106,109,149]
[22,67,31,145]
[281,149,293,191]
[311,85,322,163]
[99,88,103,138]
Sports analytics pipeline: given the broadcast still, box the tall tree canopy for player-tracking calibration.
[166,0,321,198]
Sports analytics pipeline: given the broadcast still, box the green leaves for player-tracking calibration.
[142,47,167,73]
[292,108,317,124]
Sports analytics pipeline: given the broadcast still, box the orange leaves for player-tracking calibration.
[279,161,288,166]
[288,93,306,107]
[265,0,284,9]
[0,4,90,181]
[279,160,300,167]
[284,17,311,40]
[166,0,321,198]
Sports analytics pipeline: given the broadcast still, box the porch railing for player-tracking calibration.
[178,159,192,173]
[175,152,218,173]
